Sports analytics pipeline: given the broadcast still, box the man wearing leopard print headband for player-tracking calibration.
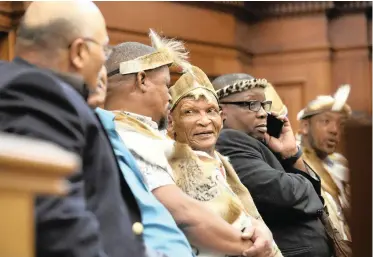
[213,73,333,257]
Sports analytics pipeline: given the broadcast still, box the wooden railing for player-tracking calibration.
[0,133,80,257]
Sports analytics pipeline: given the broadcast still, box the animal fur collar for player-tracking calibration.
[167,142,262,223]
[302,146,340,202]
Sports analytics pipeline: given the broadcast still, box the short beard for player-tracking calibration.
[308,129,329,159]
[158,116,168,131]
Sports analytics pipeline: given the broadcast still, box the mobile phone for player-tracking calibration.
[267,114,284,138]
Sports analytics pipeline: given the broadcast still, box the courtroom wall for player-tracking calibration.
[0,1,371,130]
[96,1,372,131]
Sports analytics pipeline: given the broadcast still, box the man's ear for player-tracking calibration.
[135,71,147,93]
[219,105,227,124]
[69,38,87,70]
[167,112,175,139]
[300,119,310,135]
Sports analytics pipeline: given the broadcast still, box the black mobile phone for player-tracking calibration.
[267,114,284,138]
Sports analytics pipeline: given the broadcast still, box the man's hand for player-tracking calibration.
[242,219,274,257]
[264,113,298,159]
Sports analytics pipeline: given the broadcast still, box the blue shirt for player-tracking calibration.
[96,108,193,257]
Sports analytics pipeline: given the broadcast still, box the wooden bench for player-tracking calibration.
[0,133,80,257]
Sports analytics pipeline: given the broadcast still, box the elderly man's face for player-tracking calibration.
[221,87,268,140]
[170,96,222,154]
[69,16,110,90]
[301,111,347,155]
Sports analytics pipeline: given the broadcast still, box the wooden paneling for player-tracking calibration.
[99,1,243,76]
[0,30,15,61]
[237,14,330,54]
[97,1,236,46]
[345,121,372,257]
[329,13,372,114]
[0,1,371,116]
[0,1,27,32]
[0,1,13,31]
[331,48,371,113]
[271,82,304,132]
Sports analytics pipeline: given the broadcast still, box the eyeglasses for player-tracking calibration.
[69,38,112,60]
[219,100,272,112]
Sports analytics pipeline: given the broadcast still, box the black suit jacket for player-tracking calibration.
[0,58,147,257]
[217,129,332,257]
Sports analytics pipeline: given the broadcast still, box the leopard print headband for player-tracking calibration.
[216,78,270,100]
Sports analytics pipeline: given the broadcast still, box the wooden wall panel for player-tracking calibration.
[345,121,372,256]
[331,49,371,113]
[99,1,242,76]
[236,15,329,54]
[97,1,236,46]
[0,30,15,61]
[329,13,372,114]
[0,1,370,117]
[271,82,304,131]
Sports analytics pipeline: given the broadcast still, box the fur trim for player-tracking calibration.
[119,29,191,75]
[149,29,191,72]
[298,85,352,120]
[216,78,270,99]
[167,142,242,223]
[332,84,350,111]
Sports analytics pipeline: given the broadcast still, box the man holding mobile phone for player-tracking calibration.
[213,73,333,257]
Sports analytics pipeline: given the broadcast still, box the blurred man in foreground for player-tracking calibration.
[0,1,147,256]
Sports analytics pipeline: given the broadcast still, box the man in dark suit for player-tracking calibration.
[0,1,148,257]
[213,73,333,257]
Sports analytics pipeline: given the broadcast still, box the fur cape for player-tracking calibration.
[302,146,351,241]
[166,142,262,224]
[113,112,282,257]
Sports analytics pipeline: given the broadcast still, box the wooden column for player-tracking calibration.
[0,30,15,61]
[329,13,372,115]
[0,1,27,61]
[344,120,372,257]
[0,133,80,257]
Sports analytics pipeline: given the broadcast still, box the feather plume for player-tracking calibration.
[332,84,350,111]
[148,28,192,73]
[297,109,305,120]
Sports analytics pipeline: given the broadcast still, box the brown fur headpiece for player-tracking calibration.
[216,78,271,100]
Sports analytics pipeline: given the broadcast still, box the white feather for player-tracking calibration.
[148,29,163,49]
[297,109,305,120]
[148,28,191,73]
[332,84,350,111]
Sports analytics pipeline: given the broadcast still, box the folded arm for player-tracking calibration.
[152,184,252,256]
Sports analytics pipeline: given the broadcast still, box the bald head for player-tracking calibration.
[212,73,255,91]
[106,42,156,76]
[16,1,106,53]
